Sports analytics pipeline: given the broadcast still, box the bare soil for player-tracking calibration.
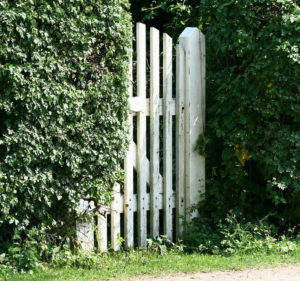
[124,263,300,281]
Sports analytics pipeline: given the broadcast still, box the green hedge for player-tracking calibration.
[196,0,300,225]
[133,0,300,230]
[0,0,132,257]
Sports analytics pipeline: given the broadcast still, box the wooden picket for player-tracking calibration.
[97,208,107,252]
[150,27,160,239]
[111,183,121,251]
[124,44,134,249]
[175,44,185,240]
[136,22,147,247]
[76,23,205,251]
[163,33,173,240]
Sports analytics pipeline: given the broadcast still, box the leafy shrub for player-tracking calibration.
[147,236,185,255]
[183,211,299,255]
[196,0,300,228]
[0,0,132,270]
[1,226,68,272]
[133,0,300,232]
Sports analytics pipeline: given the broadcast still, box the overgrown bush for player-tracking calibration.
[183,211,299,255]
[0,0,132,270]
[197,0,299,228]
[133,0,300,235]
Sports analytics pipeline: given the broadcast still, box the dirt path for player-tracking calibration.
[125,263,300,281]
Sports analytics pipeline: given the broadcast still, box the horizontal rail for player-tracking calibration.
[130,97,176,116]
[99,192,176,215]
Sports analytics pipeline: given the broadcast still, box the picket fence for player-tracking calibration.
[76,23,206,251]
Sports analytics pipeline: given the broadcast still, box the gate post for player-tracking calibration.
[177,28,205,228]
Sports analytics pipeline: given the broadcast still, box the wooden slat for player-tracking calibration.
[163,33,173,240]
[150,27,160,239]
[124,43,134,249]
[111,183,121,251]
[136,22,147,247]
[76,200,94,251]
[97,209,107,252]
[175,44,185,240]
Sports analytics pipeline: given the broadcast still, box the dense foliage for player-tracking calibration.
[0,0,131,270]
[132,0,300,239]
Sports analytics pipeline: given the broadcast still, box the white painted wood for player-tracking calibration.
[131,98,175,116]
[97,209,107,252]
[132,141,161,200]
[94,24,205,251]
[163,33,173,240]
[101,191,176,215]
[175,44,185,240]
[150,27,160,239]
[136,22,147,247]
[179,27,205,223]
[129,96,146,112]
[128,192,175,213]
[124,47,134,249]
[111,183,121,251]
[76,200,94,251]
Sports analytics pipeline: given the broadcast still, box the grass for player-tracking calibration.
[2,242,300,281]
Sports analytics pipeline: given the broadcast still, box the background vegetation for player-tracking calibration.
[0,0,131,271]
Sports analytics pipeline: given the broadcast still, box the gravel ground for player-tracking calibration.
[125,263,300,281]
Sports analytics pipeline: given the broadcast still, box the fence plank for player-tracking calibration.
[76,200,94,251]
[97,210,107,252]
[150,27,160,239]
[124,45,134,249]
[175,44,185,240]
[179,28,205,223]
[111,183,121,251]
[163,33,173,240]
[136,22,147,247]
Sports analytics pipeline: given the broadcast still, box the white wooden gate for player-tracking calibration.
[76,23,206,251]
